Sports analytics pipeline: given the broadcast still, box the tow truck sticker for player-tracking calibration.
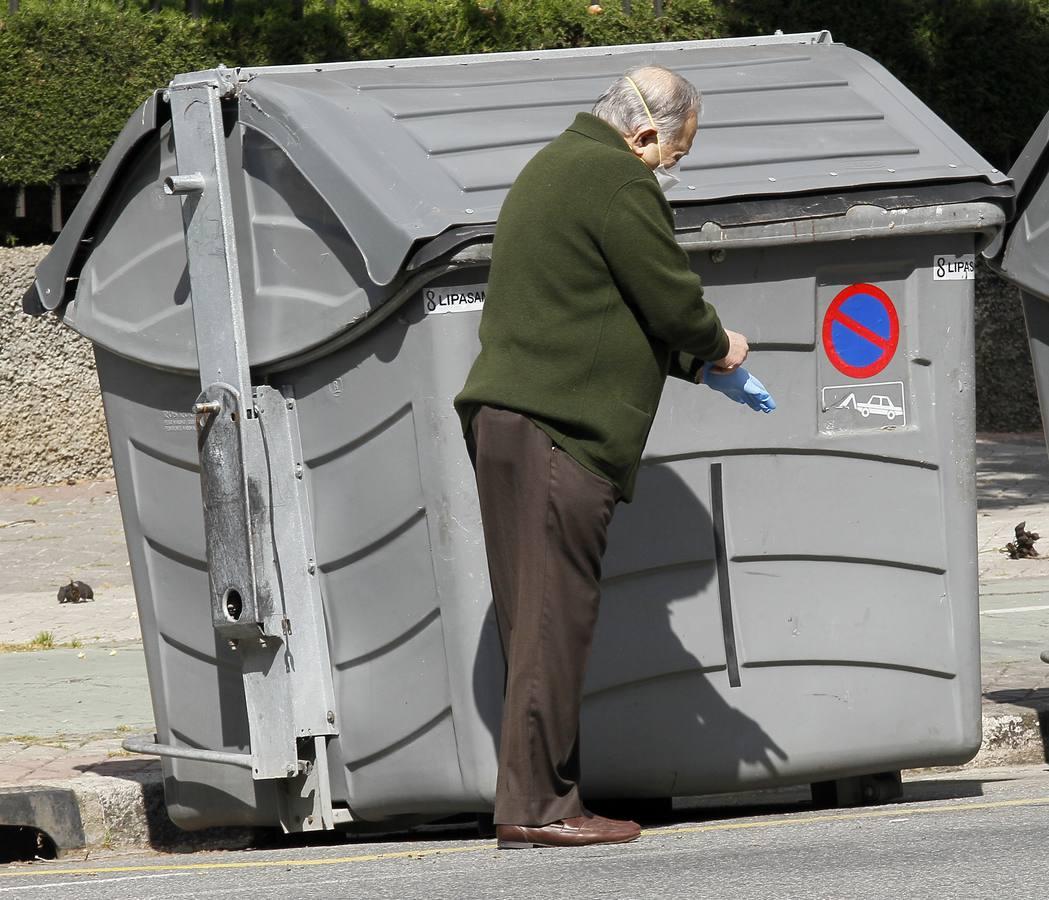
[820,381,907,431]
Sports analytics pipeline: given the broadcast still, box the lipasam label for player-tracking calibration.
[423,284,487,316]
[933,253,976,281]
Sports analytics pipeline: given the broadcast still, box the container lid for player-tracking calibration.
[237,34,1007,287]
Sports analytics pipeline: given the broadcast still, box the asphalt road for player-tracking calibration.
[4,766,1049,899]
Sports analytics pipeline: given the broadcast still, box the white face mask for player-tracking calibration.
[654,166,680,192]
[625,76,679,194]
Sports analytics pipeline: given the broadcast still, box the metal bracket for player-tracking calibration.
[162,71,338,805]
[278,736,336,832]
[166,72,252,409]
[254,386,338,741]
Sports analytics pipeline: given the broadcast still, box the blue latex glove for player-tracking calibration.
[701,363,776,413]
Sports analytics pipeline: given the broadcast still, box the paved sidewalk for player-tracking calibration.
[0,480,132,596]
[975,433,1049,747]
[976,432,1049,581]
[2,435,1049,853]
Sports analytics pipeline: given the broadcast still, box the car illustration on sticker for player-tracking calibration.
[836,393,904,420]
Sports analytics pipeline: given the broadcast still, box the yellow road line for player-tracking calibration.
[5,795,1049,880]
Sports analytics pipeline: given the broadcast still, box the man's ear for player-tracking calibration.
[626,124,659,155]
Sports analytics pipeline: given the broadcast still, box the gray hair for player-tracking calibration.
[592,65,701,143]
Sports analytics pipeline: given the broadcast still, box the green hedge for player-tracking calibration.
[0,0,726,186]
[0,4,220,186]
[204,0,726,65]
[5,0,1049,185]
[3,0,1048,186]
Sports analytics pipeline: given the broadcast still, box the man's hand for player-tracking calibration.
[701,363,776,413]
[713,330,749,372]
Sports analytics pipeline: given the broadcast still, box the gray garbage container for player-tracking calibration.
[984,111,1049,446]
[25,31,1010,832]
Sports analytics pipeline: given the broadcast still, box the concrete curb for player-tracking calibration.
[3,713,1046,856]
[67,772,257,854]
[1,770,258,857]
[968,711,1047,768]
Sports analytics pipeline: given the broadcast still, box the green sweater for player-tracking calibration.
[454,112,729,502]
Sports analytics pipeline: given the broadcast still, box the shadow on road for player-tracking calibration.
[984,687,1049,713]
[977,434,1049,511]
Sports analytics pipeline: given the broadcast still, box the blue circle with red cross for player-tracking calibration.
[822,283,900,379]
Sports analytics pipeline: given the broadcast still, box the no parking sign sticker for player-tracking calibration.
[822,284,900,379]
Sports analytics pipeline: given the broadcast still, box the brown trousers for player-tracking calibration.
[469,406,617,826]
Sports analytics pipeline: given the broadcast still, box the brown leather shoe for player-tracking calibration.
[496,814,641,849]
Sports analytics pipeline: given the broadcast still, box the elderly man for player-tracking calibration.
[455,65,752,850]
